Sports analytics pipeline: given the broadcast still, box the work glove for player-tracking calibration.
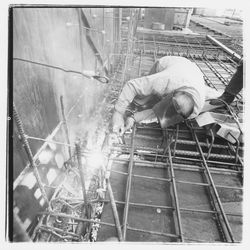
[125,116,135,132]
[112,111,125,136]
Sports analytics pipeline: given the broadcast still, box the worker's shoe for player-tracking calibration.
[210,91,235,106]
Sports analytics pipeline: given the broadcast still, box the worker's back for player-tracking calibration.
[144,56,205,118]
[115,56,206,119]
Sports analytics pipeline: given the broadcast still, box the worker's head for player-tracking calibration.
[153,90,195,128]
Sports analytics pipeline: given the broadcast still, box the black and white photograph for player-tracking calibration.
[3,0,248,246]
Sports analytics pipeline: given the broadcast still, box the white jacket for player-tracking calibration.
[115,56,214,119]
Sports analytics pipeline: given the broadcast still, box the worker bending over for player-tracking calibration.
[112,56,211,135]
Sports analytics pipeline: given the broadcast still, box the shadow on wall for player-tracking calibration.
[13,141,68,234]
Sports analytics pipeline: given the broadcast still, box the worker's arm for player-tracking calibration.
[125,109,156,131]
[115,77,154,115]
[134,109,156,122]
[113,77,155,135]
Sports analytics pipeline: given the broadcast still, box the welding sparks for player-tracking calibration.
[85,151,105,170]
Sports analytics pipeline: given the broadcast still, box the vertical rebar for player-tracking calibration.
[153,35,157,62]
[75,141,90,237]
[75,141,88,205]
[107,180,124,241]
[102,8,105,50]
[122,125,136,240]
[167,146,184,242]
[207,128,215,160]
[60,96,72,160]
[137,49,142,77]
[13,103,50,208]
[191,126,235,242]
[173,125,179,157]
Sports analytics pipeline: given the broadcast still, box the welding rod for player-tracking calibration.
[107,180,124,241]
[13,104,50,209]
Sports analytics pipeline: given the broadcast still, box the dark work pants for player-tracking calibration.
[225,62,243,96]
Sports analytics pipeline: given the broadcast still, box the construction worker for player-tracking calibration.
[112,56,214,135]
[210,61,243,105]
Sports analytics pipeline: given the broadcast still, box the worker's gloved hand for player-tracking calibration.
[125,116,135,131]
[112,111,125,136]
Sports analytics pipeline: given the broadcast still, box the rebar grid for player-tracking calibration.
[14,9,243,243]
[189,123,236,242]
[100,28,243,242]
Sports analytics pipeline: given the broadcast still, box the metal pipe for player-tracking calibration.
[206,35,242,62]
[122,125,136,240]
[107,180,124,241]
[191,127,235,242]
[13,104,50,208]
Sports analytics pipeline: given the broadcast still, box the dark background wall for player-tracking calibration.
[13,7,118,179]
[12,7,123,235]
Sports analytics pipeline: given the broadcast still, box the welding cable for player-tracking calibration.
[13,57,109,83]
[207,98,242,134]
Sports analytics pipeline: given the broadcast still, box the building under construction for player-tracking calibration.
[9,7,243,243]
